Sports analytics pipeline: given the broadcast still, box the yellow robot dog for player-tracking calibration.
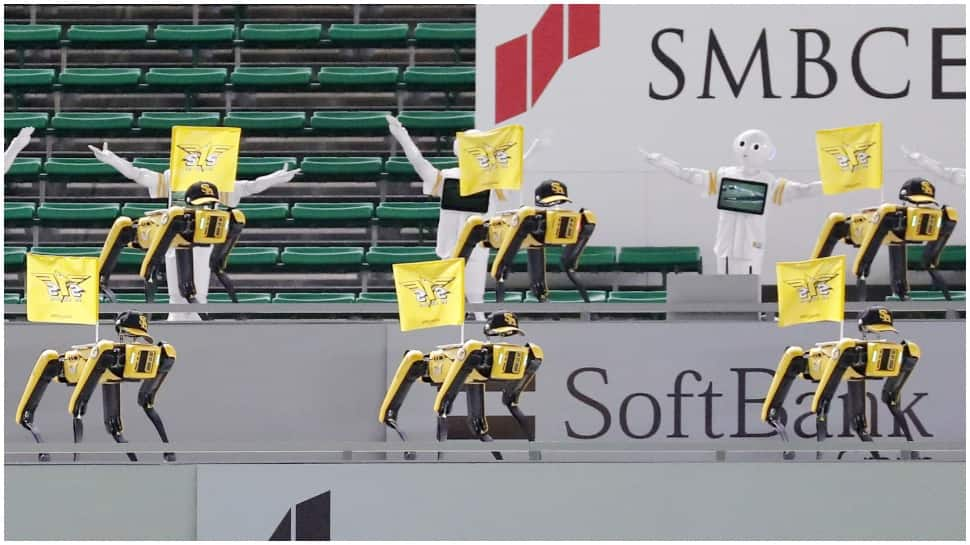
[762,306,920,449]
[452,180,597,302]
[379,311,543,457]
[97,180,246,303]
[812,178,958,300]
[15,311,177,462]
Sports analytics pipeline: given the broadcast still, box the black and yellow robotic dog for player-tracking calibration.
[812,178,958,300]
[379,312,543,457]
[453,180,597,302]
[762,307,921,450]
[97,181,246,303]
[15,311,177,461]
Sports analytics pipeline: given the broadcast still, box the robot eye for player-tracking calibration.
[738,140,745,147]
[753,144,760,151]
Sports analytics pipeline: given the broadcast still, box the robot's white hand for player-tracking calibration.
[899,144,920,161]
[637,147,665,165]
[386,114,407,137]
[273,163,301,183]
[11,126,34,148]
[87,141,119,164]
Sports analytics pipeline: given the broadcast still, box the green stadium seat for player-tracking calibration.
[6,158,42,177]
[51,112,134,131]
[67,25,148,43]
[524,290,608,303]
[317,66,399,89]
[58,67,142,87]
[224,111,306,131]
[397,110,474,131]
[290,202,374,223]
[403,66,475,90]
[226,247,279,269]
[607,290,667,303]
[484,291,523,303]
[236,156,299,177]
[44,157,120,177]
[272,292,356,303]
[413,23,475,45]
[5,247,28,270]
[328,24,408,46]
[131,158,170,173]
[117,247,146,269]
[208,292,272,303]
[236,202,289,222]
[231,67,312,87]
[618,246,702,272]
[543,246,616,271]
[5,112,49,130]
[310,111,390,133]
[385,156,457,177]
[356,292,398,303]
[376,201,440,223]
[240,24,322,43]
[121,202,165,218]
[154,24,235,43]
[300,156,383,179]
[365,246,438,268]
[5,202,36,222]
[280,246,365,269]
[30,246,102,257]
[5,68,56,88]
[885,291,966,302]
[4,24,62,43]
[38,202,120,223]
[138,112,220,130]
[145,67,228,87]
[907,245,965,271]
[5,293,23,305]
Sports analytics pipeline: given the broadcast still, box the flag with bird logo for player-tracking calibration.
[776,255,845,327]
[456,124,524,196]
[26,253,99,325]
[393,258,466,331]
[170,125,241,193]
[815,122,883,195]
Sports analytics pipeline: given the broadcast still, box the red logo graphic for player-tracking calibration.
[495,4,600,123]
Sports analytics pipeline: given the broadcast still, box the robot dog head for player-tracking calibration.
[732,129,775,170]
[858,306,897,334]
[453,129,484,157]
[899,178,937,205]
[484,311,524,337]
[115,311,154,343]
[185,181,220,208]
[535,180,571,207]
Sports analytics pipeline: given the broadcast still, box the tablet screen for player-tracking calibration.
[716,177,768,215]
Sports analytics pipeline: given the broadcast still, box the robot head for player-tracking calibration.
[453,129,484,157]
[858,306,897,335]
[115,311,154,343]
[732,129,775,170]
[185,181,220,209]
[899,178,937,205]
[535,179,572,207]
[484,311,525,337]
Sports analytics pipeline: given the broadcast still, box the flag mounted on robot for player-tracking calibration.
[88,126,301,320]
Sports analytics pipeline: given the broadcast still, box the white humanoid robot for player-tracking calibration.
[900,145,966,187]
[4,126,34,174]
[641,129,823,275]
[89,142,300,320]
[386,115,538,318]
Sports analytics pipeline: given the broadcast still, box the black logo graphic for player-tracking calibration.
[269,491,330,541]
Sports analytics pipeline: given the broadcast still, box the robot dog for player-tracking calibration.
[452,180,597,302]
[762,307,921,450]
[97,181,246,303]
[812,178,958,300]
[15,311,177,461]
[379,311,543,456]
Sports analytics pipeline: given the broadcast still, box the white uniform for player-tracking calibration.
[900,145,966,187]
[644,129,823,275]
[89,144,299,320]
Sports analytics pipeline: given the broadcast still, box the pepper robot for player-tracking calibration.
[452,180,597,302]
[15,311,177,461]
[89,141,299,320]
[762,306,921,448]
[97,181,246,304]
[812,178,958,300]
[379,311,543,452]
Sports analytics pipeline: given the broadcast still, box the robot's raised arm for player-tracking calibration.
[378,350,428,442]
[386,115,440,194]
[15,350,63,445]
[901,145,967,186]
[4,126,34,174]
[771,178,823,205]
[230,165,301,205]
[88,142,165,195]
[761,346,807,442]
[208,208,247,303]
[639,149,713,189]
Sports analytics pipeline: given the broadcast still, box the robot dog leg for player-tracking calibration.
[208,208,247,303]
[501,345,543,442]
[882,342,920,443]
[761,347,808,443]
[378,350,428,443]
[137,343,177,461]
[921,207,958,299]
[853,204,901,301]
[98,217,137,302]
[492,213,541,302]
[67,340,116,461]
[559,211,597,303]
[14,350,63,461]
[140,210,189,303]
[811,341,864,444]
[103,383,138,462]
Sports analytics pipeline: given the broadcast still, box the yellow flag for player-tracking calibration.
[815,122,883,195]
[26,254,99,325]
[776,255,845,327]
[170,125,241,193]
[457,124,524,196]
[393,258,466,332]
